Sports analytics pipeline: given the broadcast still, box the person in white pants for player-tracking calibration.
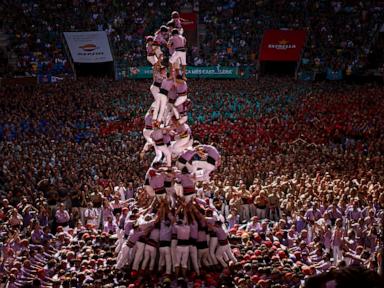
[114,229,125,255]
[191,144,220,182]
[141,223,160,272]
[173,167,196,204]
[173,99,191,125]
[162,103,174,127]
[144,162,163,198]
[190,203,212,269]
[167,74,188,120]
[84,202,98,228]
[197,234,211,268]
[152,25,167,65]
[131,238,146,272]
[146,36,160,67]
[168,29,187,80]
[176,147,196,174]
[150,66,166,126]
[208,230,218,266]
[332,219,344,265]
[151,127,172,167]
[170,228,178,273]
[150,66,165,98]
[204,210,219,266]
[170,121,192,158]
[239,187,251,222]
[213,221,237,267]
[171,75,188,120]
[174,220,190,277]
[116,238,135,269]
[131,217,156,272]
[153,78,174,126]
[188,220,200,276]
[158,219,173,275]
[141,106,156,156]
[116,224,144,270]
[164,173,176,208]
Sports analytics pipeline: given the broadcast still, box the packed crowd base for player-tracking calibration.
[1,77,384,287]
[2,0,383,76]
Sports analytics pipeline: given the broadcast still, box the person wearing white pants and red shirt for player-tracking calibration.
[174,219,190,278]
[213,220,237,267]
[158,219,173,275]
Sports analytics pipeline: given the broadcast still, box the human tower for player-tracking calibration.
[114,12,236,281]
[141,11,221,202]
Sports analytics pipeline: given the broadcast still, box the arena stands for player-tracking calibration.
[1,1,383,77]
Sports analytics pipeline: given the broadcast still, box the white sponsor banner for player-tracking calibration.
[64,31,113,63]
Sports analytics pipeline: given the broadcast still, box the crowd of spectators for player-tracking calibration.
[300,1,384,78]
[1,1,383,77]
[1,77,384,287]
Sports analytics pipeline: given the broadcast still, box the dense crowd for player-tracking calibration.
[300,1,383,77]
[1,77,384,287]
[1,1,383,76]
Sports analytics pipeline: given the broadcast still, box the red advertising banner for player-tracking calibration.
[259,30,307,61]
[180,12,197,31]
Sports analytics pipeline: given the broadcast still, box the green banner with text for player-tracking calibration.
[116,65,249,79]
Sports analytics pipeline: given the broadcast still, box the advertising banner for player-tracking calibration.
[259,30,307,61]
[179,12,197,31]
[63,31,113,63]
[116,66,249,79]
